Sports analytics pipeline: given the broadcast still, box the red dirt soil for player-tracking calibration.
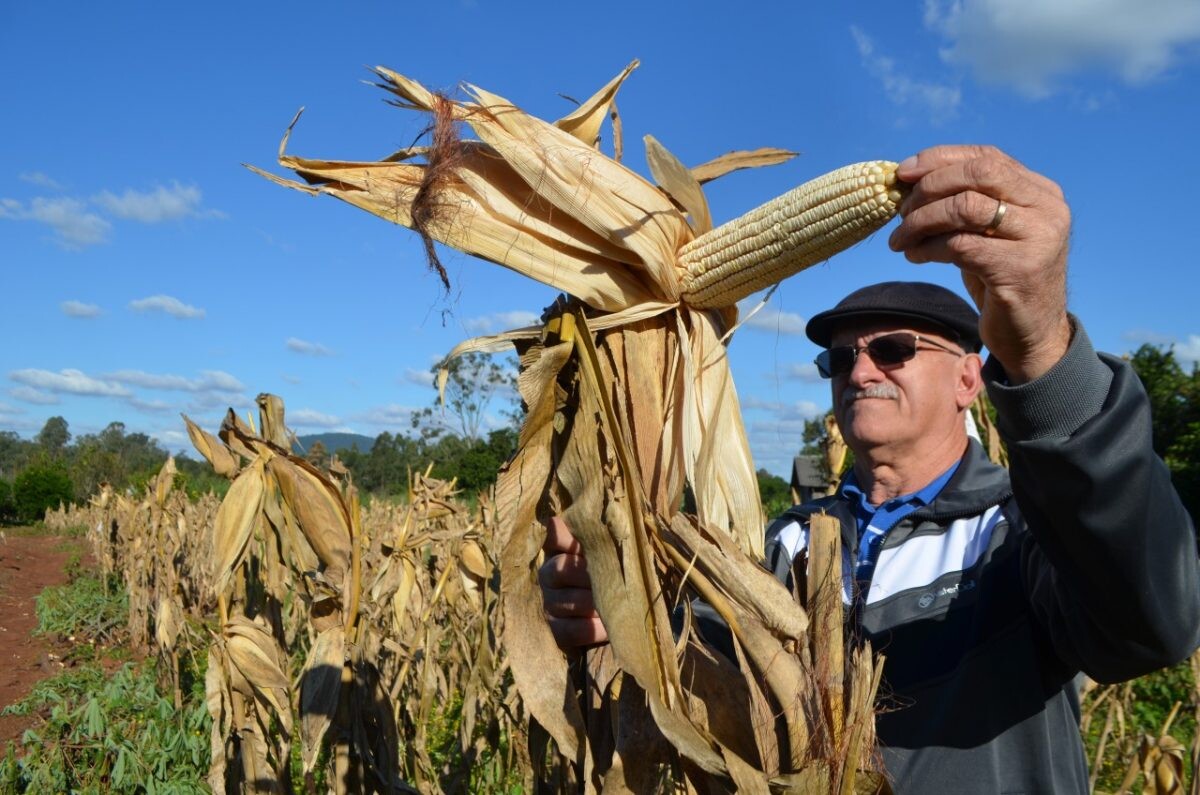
[0,533,78,746]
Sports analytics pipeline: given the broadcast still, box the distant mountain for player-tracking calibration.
[295,432,375,455]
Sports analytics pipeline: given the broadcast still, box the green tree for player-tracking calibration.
[756,468,793,518]
[35,416,70,458]
[174,454,231,499]
[0,478,15,523]
[1129,344,1200,518]
[70,421,168,497]
[0,430,31,481]
[448,427,518,493]
[414,353,518,442]
[13,461,74,523]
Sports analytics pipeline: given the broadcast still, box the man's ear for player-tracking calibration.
[956,353,984,410]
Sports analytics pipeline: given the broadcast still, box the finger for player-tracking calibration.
[538,553,592,589]
[897,231,1021,268]
[543,515,582,556]
[548,616,609,649]
[890,191,1023,252]
[542,587,598,617]
[895,144,1016,183]
[900,157,1045,217]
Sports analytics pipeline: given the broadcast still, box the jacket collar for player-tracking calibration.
[914,439,1012,521]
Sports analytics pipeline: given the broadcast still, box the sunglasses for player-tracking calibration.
[814,332,962,378]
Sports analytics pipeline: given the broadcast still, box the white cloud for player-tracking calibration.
[104,369,246,393]
[1173,334,1200,365]
[61,300,102,318]
[19,172,64,190]
[289,408,343,428]
[739,304,807,335]
[355,404,420,429]
[0,414,41,434]
[201,371,245,392]
[0,401,22,415]
[463,310,540,335]
[747,400,825,425]
[851,26,962,122]
[924,0,1200,97]
[8,385,60,405]
[1121,330,1200,365]
[287,337,333,357]
[126,396,175,413]
[403,368,436,387]
[93,182,220,223]
[739,396,828,476]
[187,391,254,412]
[152,428,191,451]
[0,196,111,248]
[783,362,824,383]
[9,368,131,397]
[1123,328,1175,347]
[129,295,206,319]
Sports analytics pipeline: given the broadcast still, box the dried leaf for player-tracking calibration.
[268,456,352,585]
[691,147,798,184]
[183,414,240,478]
[211,459,266,594]
[458,538,490,580]
[152,456,177,508]
[155,596,180,654]
[256,393,290,449]
[225,618,293,732]
[300,627,345,773]
[645,134,713,235]
[553,60,639,148]
[495,336,590,762]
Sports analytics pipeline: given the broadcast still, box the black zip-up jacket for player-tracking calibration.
[700,323,1200,793]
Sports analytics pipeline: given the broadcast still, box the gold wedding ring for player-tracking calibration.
[984,199,1007,237]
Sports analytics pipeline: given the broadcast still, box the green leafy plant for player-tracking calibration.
[0,659,210,793]
[34,573,128,644]
[13,461,73,523]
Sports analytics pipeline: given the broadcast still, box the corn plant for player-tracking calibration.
[253,63,902,791]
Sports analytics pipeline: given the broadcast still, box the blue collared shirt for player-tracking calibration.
[842,461,960,589]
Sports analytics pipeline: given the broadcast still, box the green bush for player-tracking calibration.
[13,463,73,523]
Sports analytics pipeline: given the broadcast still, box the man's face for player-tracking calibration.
[828,319,970,457]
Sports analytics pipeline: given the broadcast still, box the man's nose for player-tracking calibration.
[846,346,884,385]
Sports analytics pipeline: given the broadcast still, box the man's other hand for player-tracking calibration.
[539,516,609,649]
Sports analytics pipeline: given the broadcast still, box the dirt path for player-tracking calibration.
[0,532,78,745]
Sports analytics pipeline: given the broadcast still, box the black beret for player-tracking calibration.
[805,281,982,352]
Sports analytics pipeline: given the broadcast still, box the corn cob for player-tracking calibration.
[679,161,908,308]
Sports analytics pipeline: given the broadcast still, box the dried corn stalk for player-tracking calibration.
[185,397,420,794]
[254,64,901,791]
[49,457,219,706]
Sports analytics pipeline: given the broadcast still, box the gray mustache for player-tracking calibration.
[842,384,900,405]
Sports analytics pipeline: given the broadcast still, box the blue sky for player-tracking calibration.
[3,1,1199,478]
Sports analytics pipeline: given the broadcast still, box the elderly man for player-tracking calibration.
[539,145,1200,793]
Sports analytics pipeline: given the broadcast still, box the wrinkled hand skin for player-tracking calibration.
[888,145,1073,383]
[539,515,609,649]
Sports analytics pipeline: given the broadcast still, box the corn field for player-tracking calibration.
[37,393,1200,794]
